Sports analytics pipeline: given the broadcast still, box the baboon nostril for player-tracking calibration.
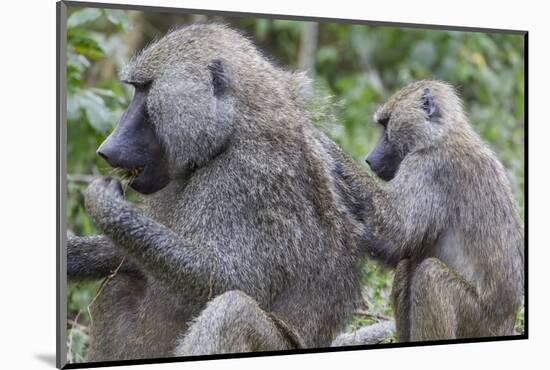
[97,149,109,162]
[96,146,118,168]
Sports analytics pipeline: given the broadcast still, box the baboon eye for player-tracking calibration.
[377,116,390,127]
[122,80,152,91]
[134,81,152,90]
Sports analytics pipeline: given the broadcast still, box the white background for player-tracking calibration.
[1,0,546,369]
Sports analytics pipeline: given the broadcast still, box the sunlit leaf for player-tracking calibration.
[255,19,270,41]
[67,8,102,29]
[79,90,113,134]
[68,30,105,59]
[104,9,129,30]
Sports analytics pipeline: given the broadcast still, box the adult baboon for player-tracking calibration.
[67,24,373,361]
[362,80,524,341]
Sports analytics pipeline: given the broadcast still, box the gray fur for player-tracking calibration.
[331,321,395,346]
[67,24,372,361]
[363,80,524,341]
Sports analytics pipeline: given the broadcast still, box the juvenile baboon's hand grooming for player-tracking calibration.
[67,24,373,361]
[362,228,393,265]
[362,80,524,342]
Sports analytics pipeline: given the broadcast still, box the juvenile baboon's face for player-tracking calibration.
[364,115,404,181]
[366,81,453,181]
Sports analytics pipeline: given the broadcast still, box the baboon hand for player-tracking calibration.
[85,177,125,224]
[363,228,384,257]
[363,228,399,267]
[86,176,124,200]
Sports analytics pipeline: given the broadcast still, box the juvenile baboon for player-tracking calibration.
[67,24,373,361]
[362,80,524,341]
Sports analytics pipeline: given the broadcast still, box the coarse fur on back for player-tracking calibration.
[364,79,524,340]
[67,23,373,361]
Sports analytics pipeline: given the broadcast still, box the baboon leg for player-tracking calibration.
[174,290,299,356]
[391,259,412,342]
[409,258,480,341]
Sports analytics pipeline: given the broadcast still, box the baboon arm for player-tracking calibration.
[366,159,443,263]
[67,235,140,280]
[363,227,401,268]
[86,182,219,296]
[361,186,417,266]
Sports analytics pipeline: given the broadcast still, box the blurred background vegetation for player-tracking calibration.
[65,6,525,362]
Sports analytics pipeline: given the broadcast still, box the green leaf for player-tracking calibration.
[272,20,302,36]
[90,87,116,98]
[67,8,102,29]
[104,9,129,30]
[255,19,270,41]
[79,90,113,134]
[317,46,339,65]
[68,30,105,59]
[67,50,90,71]
[66,93,82,121]
[410,40,437,68]
[67,51,90,87]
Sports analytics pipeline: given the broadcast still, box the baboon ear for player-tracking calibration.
[208,59,229,97]
[422,87,436,118]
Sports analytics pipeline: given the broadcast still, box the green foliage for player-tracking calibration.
[346,261,394,337]
[66,8,131,362]
[237,21,524,215]
[66,9,524,360]
[66,8,130,236]
[67,280,100,362]
[515,306,525,335]
[67,323,88,363]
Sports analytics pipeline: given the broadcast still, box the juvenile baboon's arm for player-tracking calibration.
[84,177,229,297]
[363,156,443,267]
[362,226,401,267]
[67,235,141,280]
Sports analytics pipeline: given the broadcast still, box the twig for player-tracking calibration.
[67,319,89,332]
[354,310,392,322]
[87,257,126,327]
[67,310,81,363]
[67,174,96,184]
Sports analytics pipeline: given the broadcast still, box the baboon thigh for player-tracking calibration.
[86,275,147,361]
[391,259,413,342]
[409,258,480,341]
[174,290,296,356]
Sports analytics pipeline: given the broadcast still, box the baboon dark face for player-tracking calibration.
[97,85,170,195]
[366,133,403,181]
[366,87,439,181]
[365,121,405,181]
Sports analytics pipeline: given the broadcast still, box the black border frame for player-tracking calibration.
[56,1,529,369]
